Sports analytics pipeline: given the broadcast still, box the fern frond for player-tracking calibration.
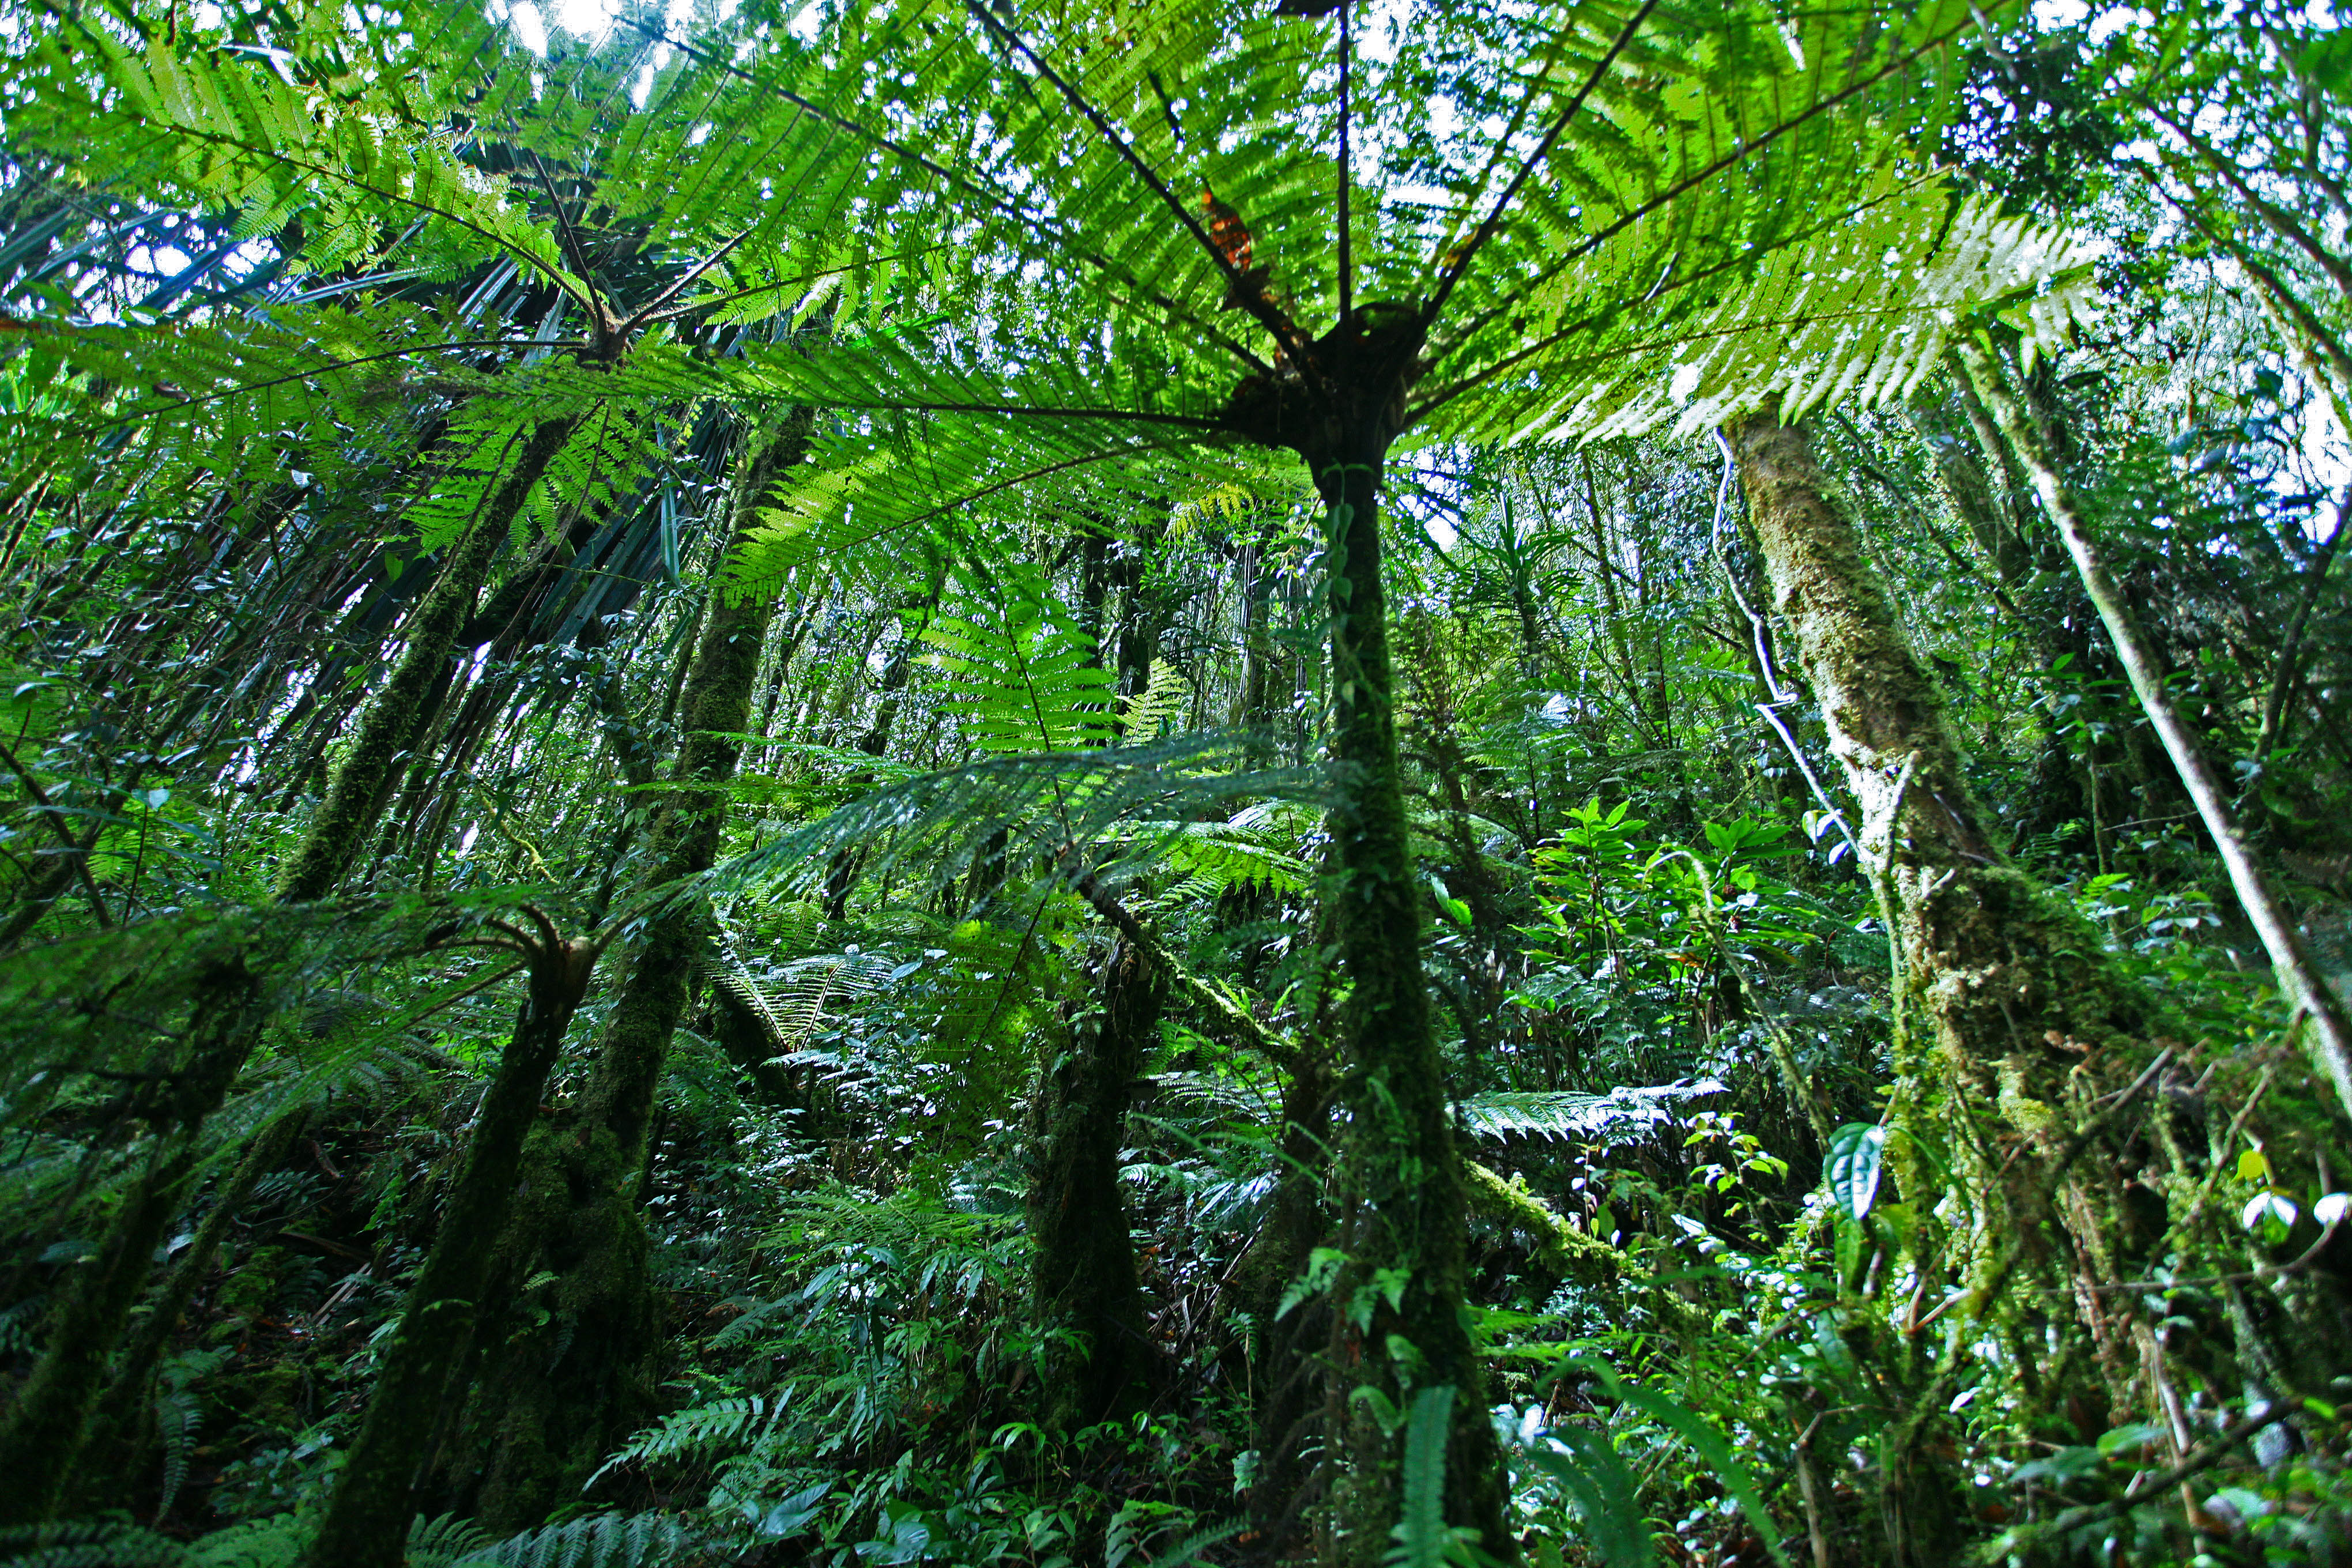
[403,1516,497,1568]
[704,950,899,1057]
[596,1398,773,1480]
[1388,1386,1456,1568]
[0,1522,192,1568]
[924,564,1118,755]
[454,1513,699,1568]
[152,1388,203,1522]
[1117,661,1194,745]
[1454,1080,1725,1143]
[1457,187,2095,444]
[1122,819,1311,896]
[686,733,1324,914]
[183,1516,308,1568]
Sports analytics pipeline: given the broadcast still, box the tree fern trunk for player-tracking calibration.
[1028,937,1166,1431]
[1312,431,1512,1563]
[304,938,597,1568]
[470,410,814,1529]
[274,418,581,905]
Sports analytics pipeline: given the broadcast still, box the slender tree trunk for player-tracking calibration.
[471,410,813,1528]
[0,416,577,1525]
[822,593,931,920]
[0,956,266,1526]
[1027,511,1174,1432]
[2253,480,2347,766]
[276,420,581,906]
[304,935,598,1568]
[1312,427,1511,1562]
[78,1109,312,1483]
[1959,344,2352,1120]
[0,850,81,951]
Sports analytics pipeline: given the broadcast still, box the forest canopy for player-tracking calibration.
[2,0,2350,1565]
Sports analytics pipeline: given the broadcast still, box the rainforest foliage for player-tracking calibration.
[3,0,2352,1563]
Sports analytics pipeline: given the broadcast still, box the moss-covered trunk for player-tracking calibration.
[77,1109,312,1487]
[0,956,267,1526]
[304,933,598,1568]
[1727,404,2175,1562]
[1312,427,1510,1562]
[470,410,813,1528]
[1027,937,1166,1430]
[274,419,582,906]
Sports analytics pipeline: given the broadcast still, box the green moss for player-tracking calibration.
[304,947,592,1568]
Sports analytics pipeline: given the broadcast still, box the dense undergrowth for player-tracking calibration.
[5,0,2352,1563]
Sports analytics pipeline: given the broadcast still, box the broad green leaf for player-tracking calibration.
[1827,1123,1886,1222]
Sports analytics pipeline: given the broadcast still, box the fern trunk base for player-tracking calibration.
[304,940,595,1568]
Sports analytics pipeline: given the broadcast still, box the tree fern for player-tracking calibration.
[650,0,2092,576]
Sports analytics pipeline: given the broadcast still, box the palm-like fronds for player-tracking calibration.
[689,732,1324,912]
[616,0,2091,574]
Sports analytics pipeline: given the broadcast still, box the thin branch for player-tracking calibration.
[2254,476,2350,764]
[2063,1217,2347,1296]
[1984,1402,2301,1562]
[2143,105,2352,305]
[0,739,114,929]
